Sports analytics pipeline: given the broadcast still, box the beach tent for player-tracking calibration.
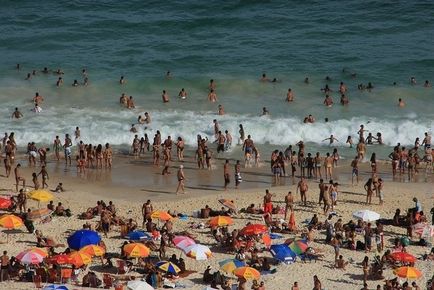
[270,244,296,263]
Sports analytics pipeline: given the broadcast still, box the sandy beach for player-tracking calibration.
[0,149,432,290]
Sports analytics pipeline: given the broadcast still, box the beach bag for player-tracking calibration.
[24,220,34,233]
[356,241,365,251]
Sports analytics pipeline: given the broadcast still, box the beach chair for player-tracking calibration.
[103,273,113,289]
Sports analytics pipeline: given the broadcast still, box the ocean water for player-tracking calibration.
[1,0,434,159]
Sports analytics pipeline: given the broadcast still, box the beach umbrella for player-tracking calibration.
[0,214,23,229]
[218,259,246,274]
[390,252,416,263]
[394,266,422,279]
[288,240,308,255]
[124,243,150,258]
[183,244,212,260]
[270,244,296,263]
[27,247,48,258]
[126,230,152,241]
[67,230,101,250]
[16,250,44,265]
[173,236,196,251]
[155,261,181,275]
[0,197,11,209]
[412,223,434,238]
[208,216,233,227]
[28,189,54,202]
[127,280,154,290]
[233,266,260,280]
[47,254,71,265]
[352,210,380,222]
[262,233,271,248]
[28,208,53,220]
[80,245,105,257]
[43,285,69,290]
[218,199,237,211]
[68,251,92,267]
[151,211,172,221]
[240,224,268,236]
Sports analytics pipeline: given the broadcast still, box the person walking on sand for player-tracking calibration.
[14,163,25,192]
[284,191,294,220]
[234,160,242,189]
[176,165,185,194]
[351,156,359,185]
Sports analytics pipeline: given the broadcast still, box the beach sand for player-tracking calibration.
[0,150,432,290]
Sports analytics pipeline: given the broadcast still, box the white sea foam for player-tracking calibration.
[1,106,432,148]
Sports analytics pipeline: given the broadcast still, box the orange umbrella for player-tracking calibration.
[151,211,173,221]
[80,245,105,257]
[68,251,92,267]
[0,214,23,229]
[233,266,260,280]
[240,224,268,236]
[394,266,422,279]
[123,243,150,258]
[208,216,233,227]
[262,233,271,248]
[390,252,416,263]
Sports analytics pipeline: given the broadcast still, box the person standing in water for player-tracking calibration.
[323,135,339,145]
[208,89,217,102]
[11,108,23,119]
[238,124,245,145]
[286,88,294,102]
[178,88,187,99]
[162,90,169,103]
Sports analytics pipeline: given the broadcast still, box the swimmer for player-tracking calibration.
[376,133,383,145]
[262,107,269,116]
[358,125,368,142]
[209,79,216,91]
[130,124,137,133]
[286,88,294,102]
[307,115,315,123]
[165,71,171,79]
[208,89,217,102]
[260,73,270,82]
[83,76,89,86]
[54,69,64,75]
[120,93,128,106]
[346,136,353,148]
[323,95,333,107]
[304,77,309,84]
[213,119,220,138]
[42,67,49,74]
[321,84,332,93]
[144,112,151,124]
[271,78,280,83]
[119,76,126,84]
[11,108,23,119]
[72,79,79,86]
[33,92,44,105]
[82,68,88,77]
[56,77,63,87]
[339,82,347,94]
[127,96,135,109]
[340,94,349,105]
[178,88,187,99]
[424,80,431,87]
[25,73,31,80]
[32,103,42,113]
[74,127,80,140]
[325,76,331,81]
[162,90,169,103]
[398,98,405,107]
[410,77,416,85]
[16,63,20,70]
[366,82,374,90]
[323,135,339,145]
[218,104,225,115]
[138,115,145,124]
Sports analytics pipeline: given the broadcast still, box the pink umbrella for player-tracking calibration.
[16,250,44,265]
[173,236,196,251]
[412,223,434,238]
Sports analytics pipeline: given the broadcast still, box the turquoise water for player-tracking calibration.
[1,0,433,159]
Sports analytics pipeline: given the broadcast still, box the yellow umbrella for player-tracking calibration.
[80,245,105,257]
[123,243,150,258]
[28,189,54,202]
[233,267,261,280]
[394,266,422,279]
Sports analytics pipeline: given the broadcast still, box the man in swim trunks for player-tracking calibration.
[225,130,232,151]
[296,177,308,206]
[284,191,294,220]
[263,189,273,214]
[142,200,153,227]
[162,90,169,103]
[11,108,23,119]
[242,135,254,156]
[64,134,72,165]
[323,95,333,107]
[175,165,185,194]
[53,136,62,161]
[216,131,226,154]
[422,132,431,149]
[351,156,359,185]
[178,88,187,99]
